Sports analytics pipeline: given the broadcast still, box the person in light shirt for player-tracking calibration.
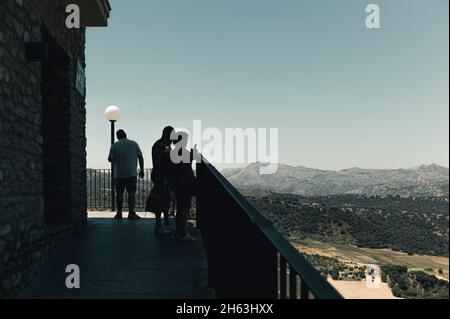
[108,129,144,220]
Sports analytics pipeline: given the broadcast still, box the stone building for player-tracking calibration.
[0,0,111,298]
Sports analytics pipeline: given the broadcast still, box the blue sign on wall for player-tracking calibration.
[75,59,86,97]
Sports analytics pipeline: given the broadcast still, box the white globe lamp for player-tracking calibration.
[105,105,121,122]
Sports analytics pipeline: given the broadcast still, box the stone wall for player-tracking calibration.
[0,0,87,298]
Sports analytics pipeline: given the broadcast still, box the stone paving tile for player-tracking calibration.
[115,270,171,281]
[135,259,186,270]
[170,269,208,282]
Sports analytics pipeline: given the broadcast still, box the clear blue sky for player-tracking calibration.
[86,0,449,170]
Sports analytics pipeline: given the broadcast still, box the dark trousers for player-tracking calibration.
[116,176,137,214]
[149,176,171,226]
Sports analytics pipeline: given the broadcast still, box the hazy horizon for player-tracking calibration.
[85,0,449,171]
[87,161,449,172]
[217,162,449,172]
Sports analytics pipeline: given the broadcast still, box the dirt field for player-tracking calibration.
[294,239,449,279]
[294,240,450,298]
[327,278,400,299]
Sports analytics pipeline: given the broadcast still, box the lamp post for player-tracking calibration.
[105,105,121,212]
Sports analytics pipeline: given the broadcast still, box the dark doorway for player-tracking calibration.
[41,26,72,225]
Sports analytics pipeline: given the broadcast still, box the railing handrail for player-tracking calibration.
[201,159,342,299]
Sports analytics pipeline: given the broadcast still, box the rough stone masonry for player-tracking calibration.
[0,0,88,298]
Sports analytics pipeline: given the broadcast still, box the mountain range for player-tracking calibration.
[221,163,449,197]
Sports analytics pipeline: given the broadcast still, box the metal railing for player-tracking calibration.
[196,159,342,299]
[87,169,153,211]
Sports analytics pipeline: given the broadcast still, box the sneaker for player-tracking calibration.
[128,213,142,220]
[114,213,123,220]
[178,234,198,243]
[154,225,171,236]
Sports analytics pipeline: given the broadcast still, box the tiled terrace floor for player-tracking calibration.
[19,212,213,299]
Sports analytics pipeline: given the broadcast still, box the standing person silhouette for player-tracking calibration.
[108,129,144,220]
[170,131,198,243]
[147,126,174,236]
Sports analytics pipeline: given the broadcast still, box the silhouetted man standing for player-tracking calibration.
[108,129,144,220]
[148,126,174,235]
[171,131,198,243]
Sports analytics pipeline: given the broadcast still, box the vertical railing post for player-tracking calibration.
[103,169,106,209]
[280,256,287,299]
[94,169,97,210]
[300,279,310,299]
[110,121,115,212]
[267,245,278,298]
[289,266,297,299]
[89,169,92,209]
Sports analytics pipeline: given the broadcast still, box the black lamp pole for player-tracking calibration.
[110,120,116,212]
